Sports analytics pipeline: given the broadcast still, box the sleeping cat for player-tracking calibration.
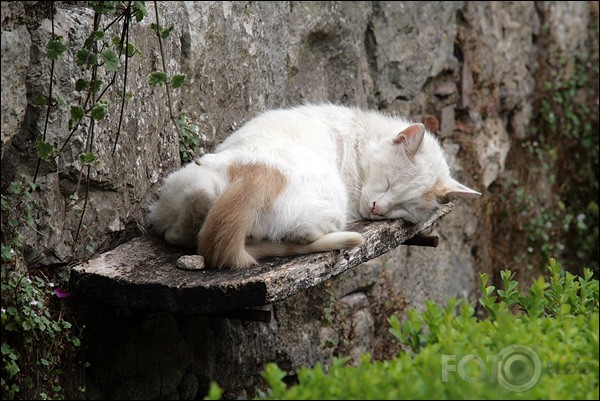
[148,104,481,269]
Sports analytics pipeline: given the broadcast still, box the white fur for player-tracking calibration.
[148,104,480,249]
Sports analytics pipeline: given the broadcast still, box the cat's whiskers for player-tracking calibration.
[345,175,365,198]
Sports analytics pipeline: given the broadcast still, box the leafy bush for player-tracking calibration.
[1,176,84,400]
[224,259,599,400]
[1,266,83,400]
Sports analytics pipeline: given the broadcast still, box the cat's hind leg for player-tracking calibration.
[148,163,221,248]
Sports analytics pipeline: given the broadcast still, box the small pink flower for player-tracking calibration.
[54,288,71,298]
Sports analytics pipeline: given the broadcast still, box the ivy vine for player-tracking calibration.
[1,1,199,399]
[32,0,192,244]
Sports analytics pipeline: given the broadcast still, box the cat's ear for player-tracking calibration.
[442,177,482,200]
[393,123,425,158]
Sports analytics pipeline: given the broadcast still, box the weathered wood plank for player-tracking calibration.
[69,203,454,314]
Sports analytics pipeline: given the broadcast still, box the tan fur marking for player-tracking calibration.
[421,178,447,205]
[197,163,286,269]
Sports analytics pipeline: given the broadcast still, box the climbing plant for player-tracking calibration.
[489,50,599,277]
[1,1,197,399]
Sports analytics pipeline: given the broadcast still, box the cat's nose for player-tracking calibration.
[371,202,384,216]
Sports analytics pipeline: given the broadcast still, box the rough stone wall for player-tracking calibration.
[1,1,593,399]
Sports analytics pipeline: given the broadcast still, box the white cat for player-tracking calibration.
[148,104,481,269]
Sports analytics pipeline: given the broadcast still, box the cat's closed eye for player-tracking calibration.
[377,177,391,193]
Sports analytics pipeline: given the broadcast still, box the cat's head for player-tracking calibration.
[359,122,481,224]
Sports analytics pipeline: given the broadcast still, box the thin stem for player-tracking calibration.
[113,6,131,155]
[153,0,195,159]
[33,7,56,184]
[74,164,92,244]
[102,10,126,32]
[73,12,101,245]
[154,1,174,121]
[59,89,91,153]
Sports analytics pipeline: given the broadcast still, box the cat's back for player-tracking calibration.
[216,104,357,150]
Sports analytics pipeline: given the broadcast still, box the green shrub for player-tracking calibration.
[223,259,599,400]
[1,175,84,400]
[1,266,83,400]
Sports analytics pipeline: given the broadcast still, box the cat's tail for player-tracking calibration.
[246,232,366,260]
[197,163,287,269]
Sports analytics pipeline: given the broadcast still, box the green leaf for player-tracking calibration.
[47,38,68,60]
[7,178,20,194]
[261,363,287,396]
[79,152,98,165]
[133,1,148,22]
[90,102,107,120]
[1,342,12,355]
[76,49,98,67]
[71,336,81,347]
[101,49,119,72]
[160,25,174,39]
[21,321,31,331]
[35,92,47,107]
[36,141,57,160]
[148,71,168,86]
[89,79,102,94]
[70,106,84,124]
[204,381,222,400]
[171,74,186,89]
[25,214,34,228]
[126,43,141,57]
[1,245,15,261]
[387,314,402,342]
[6,360,19,377]
[480,273,489,287]
[112,35,122,48]
[560,303,572,315]
[75,79,88,92]
[150,23,174,39]
[84,30,104,48]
